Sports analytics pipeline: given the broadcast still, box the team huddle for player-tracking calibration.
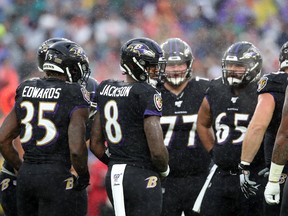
[0,35,287,216]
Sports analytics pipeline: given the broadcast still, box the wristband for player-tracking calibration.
[240,161,250,166]
[269,162,284,183]
[160,165,170,177]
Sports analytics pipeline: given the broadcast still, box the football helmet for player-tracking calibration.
[85,77,98,119]
[222,41,262,87]
[43,41,90,84]
[279,41,288,70]
[161,38,194,86]
[37,37,71,71]
[120,37,166,84]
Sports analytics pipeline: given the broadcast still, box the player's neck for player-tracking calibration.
[45,72,67,81]
[164,81,188,95]
[125,75,136,83]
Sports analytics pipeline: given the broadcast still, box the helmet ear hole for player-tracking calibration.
[139,73,147,81]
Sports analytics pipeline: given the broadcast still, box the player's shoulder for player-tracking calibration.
[190,76,209,86]
[86,77,99,91]
[207,76,222,88]
[126,81,159,94]
[193,76,209,83]
[18,77,40,86]
[257,71,288,93]
[98,79,122,87]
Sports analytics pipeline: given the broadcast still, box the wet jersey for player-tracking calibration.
[160,78,210,177]
[96,79,162,170]
[206,77,263,170]
[14,77,90,167]
[257,72,288,166]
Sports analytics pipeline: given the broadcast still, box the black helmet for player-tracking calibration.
[160,38,194,86]
[222,41,262,87]
[37,37,71,71]
[120,37,166,84]
[85,77,98,118]
[43,41,90,84]
[279,41,288,70]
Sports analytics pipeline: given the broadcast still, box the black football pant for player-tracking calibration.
[17,162,87,216]
[161,173,208,216]
[105,164,163,216]
[0,172,17,216]
[200,167,264,216]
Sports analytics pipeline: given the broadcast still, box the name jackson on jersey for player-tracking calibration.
[22,86,61,99]
[99,84,132,97]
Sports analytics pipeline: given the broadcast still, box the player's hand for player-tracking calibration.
[258,167,269,178]
[159,165,170,181]
[264,181,280,205]
[238,162,259,199]
[73,171,90,191]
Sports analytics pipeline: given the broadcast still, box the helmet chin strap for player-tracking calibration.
[121,64,138,81]
[66,67,73,82]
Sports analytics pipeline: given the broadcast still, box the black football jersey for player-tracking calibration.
[96,79,162,170]
[207,78,263,170]
[159,78,210,176]
[257,72,288,166]
[14,77,90,167]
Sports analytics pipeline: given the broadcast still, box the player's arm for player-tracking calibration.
[0,107,22,171]
[269,86,288,174]
[196,97,214,153]
[241,93,274,163]
[69,107,89,176]
[89,112,109,165]
[144,115,169,176]
[265,87,288,204]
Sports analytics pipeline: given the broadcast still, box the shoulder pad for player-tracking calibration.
[195,76,209,81]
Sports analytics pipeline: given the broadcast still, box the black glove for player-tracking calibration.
[73,171,90,191]
[258,167,269,178]
[238,162,260,199]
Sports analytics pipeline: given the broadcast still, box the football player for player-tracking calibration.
[241,41,288,216]
[158,38,210,216]
[0,37,72,216]
[264,41,288,216]
[89,37,169,216]
[0,40,91,216]
[196,41,265,215]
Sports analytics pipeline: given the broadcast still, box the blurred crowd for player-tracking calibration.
[1,0,288,215]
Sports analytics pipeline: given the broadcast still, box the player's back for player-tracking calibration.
[96,79,162,170]
[15,77,90,167]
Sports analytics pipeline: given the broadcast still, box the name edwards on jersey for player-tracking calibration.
[22,86,61,99]
[99,84,132,97]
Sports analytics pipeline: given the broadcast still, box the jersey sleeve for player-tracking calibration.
[140,86,162,117]
[257,73,287,94]
[68,84,90,118]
